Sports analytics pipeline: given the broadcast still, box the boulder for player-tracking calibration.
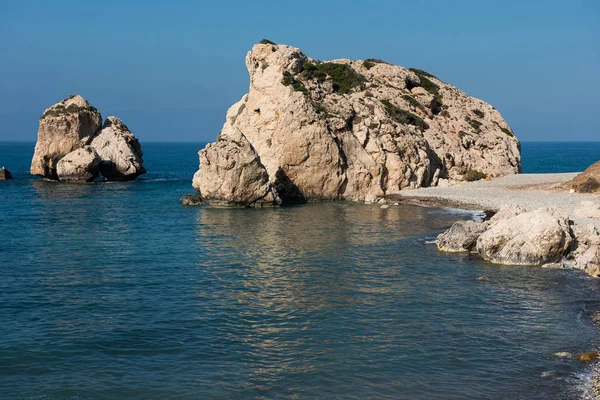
[476,208,573,265]
[571,224,600,274]
[31,95,102,180]
[90,117,146,181]
[0,166,12,180]
[437,220,488,252]
[192,116,279,207]
[566,160,600,193]
[56,146,101,182]
[192,42,521,205]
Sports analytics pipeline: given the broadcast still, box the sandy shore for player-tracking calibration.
[388,173,600,229]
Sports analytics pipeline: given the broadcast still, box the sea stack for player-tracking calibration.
[30,95,146,182]
[192,42,521,207]
[0,166,12,180]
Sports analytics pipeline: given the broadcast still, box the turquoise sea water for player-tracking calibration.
[1,141,600,399]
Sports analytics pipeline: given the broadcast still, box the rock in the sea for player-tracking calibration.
[577,352,599,362]
[90,117,146,181]
[192,116,279,207]
[31,95,102,180]
[56,146,101,182]
[181,194,204,206]
[31,95,146,182]
[437,220,488,252]
[566,160,600,193]
[476,208,573,265]
[0,166,12,180]
[192,42,521,206]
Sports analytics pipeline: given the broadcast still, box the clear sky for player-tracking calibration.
[0,0,598,142]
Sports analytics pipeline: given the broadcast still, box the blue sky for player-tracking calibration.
[0,0,598,142]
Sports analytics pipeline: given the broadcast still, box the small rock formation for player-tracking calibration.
[90,117,146,181]
[31,95,102,180]
[566,160,600,193]
[193,42,521,206]
[56,146,101,182]
[181,194,204,206]
[437,221,487,252]
[30,95,146,182]
[0,166,12,180]
[437,204,600,276]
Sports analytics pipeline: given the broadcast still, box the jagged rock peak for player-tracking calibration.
[193,42,522,206]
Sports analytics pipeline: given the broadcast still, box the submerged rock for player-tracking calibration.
[577,352,599,362]
[30,95,146,182]
[476,208,573,265]
[56,146,101,182]
[181,194,204,206]
[90,117,146,181]
[193,42,521,206]
[437,220,488,252]
[0,166,12,180]
[31,95,102,180]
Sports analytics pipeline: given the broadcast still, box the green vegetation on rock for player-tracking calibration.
[464,169,486,181]
[409,68,442,102]
[301,62,365,94]
[408,68,437,80]
[472,109,485,118]
[282,72,307,93]
[363,58,389,70]
[402,95,427,114]
[259,39,276,45]
[381,100,429,131]
[469,119,483,133]
[42,102,98,119]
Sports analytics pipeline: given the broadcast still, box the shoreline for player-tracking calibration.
[387,172,600,230]
[390,171,600,399]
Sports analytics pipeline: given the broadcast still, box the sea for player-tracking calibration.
[1,141,600,400]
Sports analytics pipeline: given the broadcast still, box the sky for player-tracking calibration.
[0,0,598,143]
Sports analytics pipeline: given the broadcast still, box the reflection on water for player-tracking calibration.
[1,143,600,399]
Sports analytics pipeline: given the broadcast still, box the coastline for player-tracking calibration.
[387,172,600,230]
[390,171,600,399]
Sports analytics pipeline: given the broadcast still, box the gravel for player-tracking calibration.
[388,173,600,229]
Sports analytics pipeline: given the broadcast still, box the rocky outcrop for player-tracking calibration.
[90,117,146,181]
[56,146,101,182]
[437,221,487,252]
[566,160,600,193]
[437,204,600,276]
[31,95,146,182]
[0,167,12,180]
[31,95,102,180]
[476,208,573,265]
[193,42,521,206]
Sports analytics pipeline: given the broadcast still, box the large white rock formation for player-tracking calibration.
[30,95,146,182]
[193,42,521,206]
